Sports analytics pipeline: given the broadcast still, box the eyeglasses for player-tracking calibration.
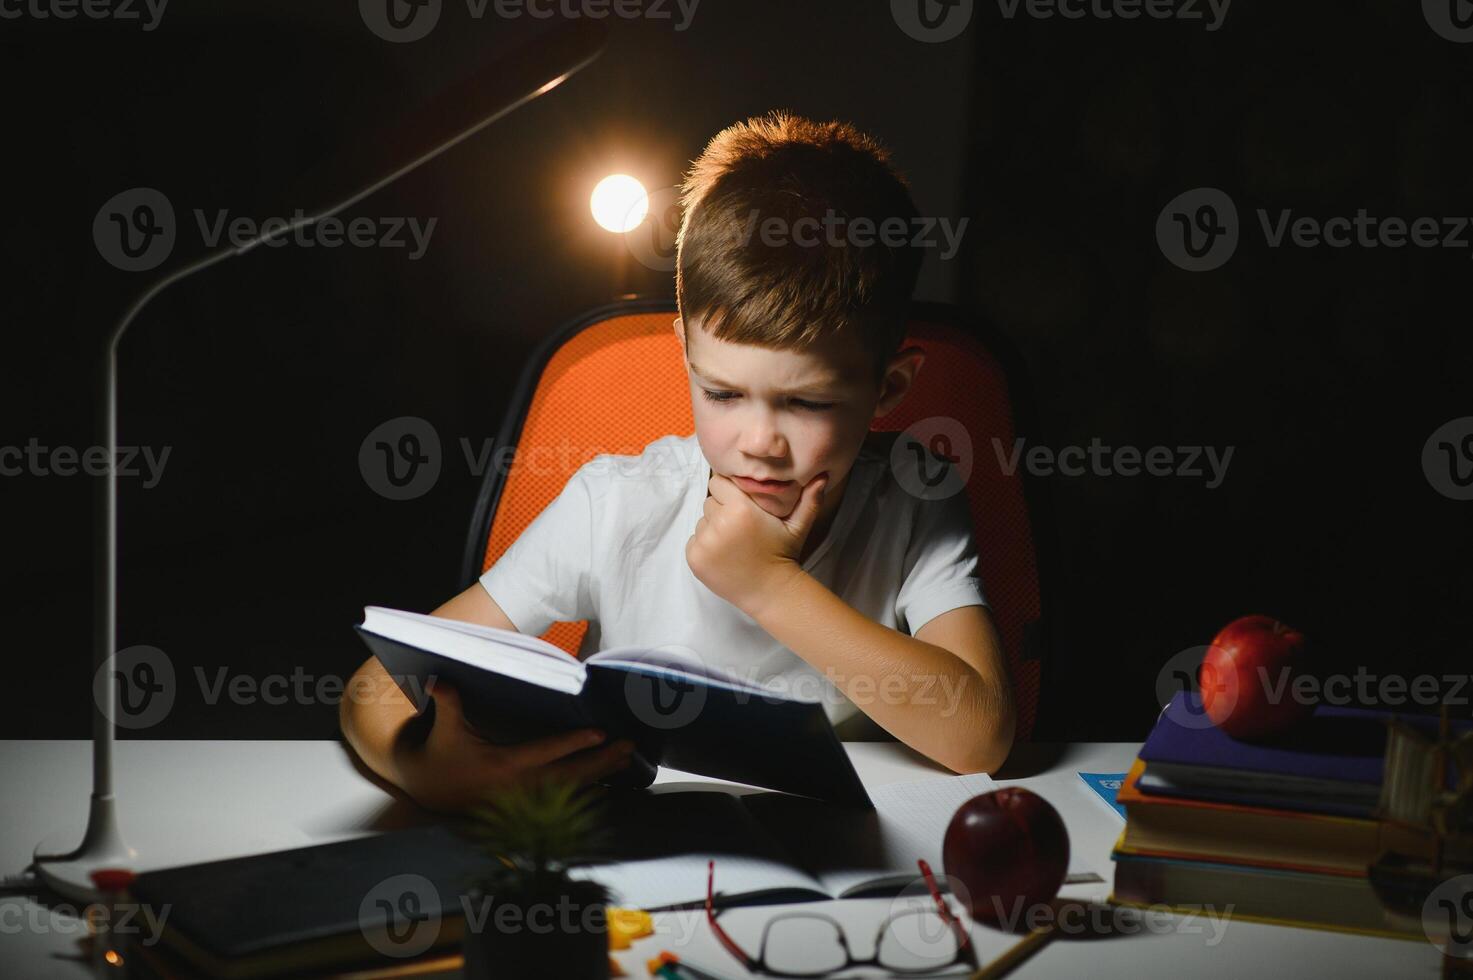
[704,858,979,977]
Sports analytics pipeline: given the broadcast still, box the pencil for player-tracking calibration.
[653,950,740,980]
[970,923,1056,980]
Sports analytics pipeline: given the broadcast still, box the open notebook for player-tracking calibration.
[571,772,1103,911]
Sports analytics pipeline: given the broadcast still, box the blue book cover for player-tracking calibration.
[1078,772,1127,819]
[1141,690,1469,786]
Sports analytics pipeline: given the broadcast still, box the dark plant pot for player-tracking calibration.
[461,879,610,980]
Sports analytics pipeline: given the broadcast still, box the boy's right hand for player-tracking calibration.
[394,679,638,814]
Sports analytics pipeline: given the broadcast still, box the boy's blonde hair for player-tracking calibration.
[675,110,924,386]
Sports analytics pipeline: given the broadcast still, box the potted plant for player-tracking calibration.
[458,779,616,979]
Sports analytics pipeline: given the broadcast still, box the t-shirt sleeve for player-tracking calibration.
[894,485,989,636]
[477,465,598,636]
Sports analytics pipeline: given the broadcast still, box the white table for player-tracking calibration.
[0,740,1435,978]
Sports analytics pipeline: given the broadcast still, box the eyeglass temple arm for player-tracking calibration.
[706,859,758,968]
[916,858,972,950]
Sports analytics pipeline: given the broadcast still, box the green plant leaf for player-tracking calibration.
[459,779,615,886]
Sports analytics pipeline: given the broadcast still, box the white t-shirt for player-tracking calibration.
[478,431,988,729]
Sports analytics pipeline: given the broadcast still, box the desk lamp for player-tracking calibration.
[29,17,607,903]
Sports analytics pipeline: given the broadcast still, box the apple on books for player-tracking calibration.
[1199,614,1316,741]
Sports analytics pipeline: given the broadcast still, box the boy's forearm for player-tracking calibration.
[339,659,417,788]
[745,569,1015,774]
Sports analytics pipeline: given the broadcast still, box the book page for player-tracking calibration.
[361,606,585,692]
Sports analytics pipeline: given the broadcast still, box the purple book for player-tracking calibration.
[1135,691,1466,817]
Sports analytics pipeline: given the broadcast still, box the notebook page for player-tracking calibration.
[565,787,828,911]
[569,853,826,912]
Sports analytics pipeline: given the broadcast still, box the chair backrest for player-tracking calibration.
[461,298,1045,739]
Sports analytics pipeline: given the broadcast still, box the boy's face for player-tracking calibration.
[674,315,923,527]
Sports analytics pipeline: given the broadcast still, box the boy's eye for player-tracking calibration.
[700,390,833,412]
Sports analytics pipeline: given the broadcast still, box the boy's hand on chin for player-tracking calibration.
[685,470,828,616]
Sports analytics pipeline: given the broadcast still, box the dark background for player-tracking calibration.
[3,1,1468,743]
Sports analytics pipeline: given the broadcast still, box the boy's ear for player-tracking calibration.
[673,316,686,357]
[872,346,926,420]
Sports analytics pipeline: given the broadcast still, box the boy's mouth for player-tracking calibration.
[732,475,794,494]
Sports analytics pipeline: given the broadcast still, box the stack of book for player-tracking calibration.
[1109,691,1470,939]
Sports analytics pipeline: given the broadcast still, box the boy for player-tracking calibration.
[341,111,1016,813]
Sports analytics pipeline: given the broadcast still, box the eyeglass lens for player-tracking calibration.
[759,908,963,976]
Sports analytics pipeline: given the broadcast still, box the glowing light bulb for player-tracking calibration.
[591,174,649,233]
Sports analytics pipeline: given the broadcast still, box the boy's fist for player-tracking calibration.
[393,679,637,814]
[685,470,827,616]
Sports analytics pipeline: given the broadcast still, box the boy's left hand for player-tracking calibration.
[686,471,828,616]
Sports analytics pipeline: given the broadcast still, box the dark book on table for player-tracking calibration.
[127,825,495,979]
[1137,691,1471,817]
[353,606,872,807]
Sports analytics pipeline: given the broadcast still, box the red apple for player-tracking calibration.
[1199,614,1314,740]
[942,787,1069,927]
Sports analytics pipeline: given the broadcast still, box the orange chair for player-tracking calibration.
[459,298,1049,740]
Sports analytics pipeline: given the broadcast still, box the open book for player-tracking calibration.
[354,606,872,806]
[568,773,1103,911]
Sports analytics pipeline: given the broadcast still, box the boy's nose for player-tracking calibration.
[738,422,787,460]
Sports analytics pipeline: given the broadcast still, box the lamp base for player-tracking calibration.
[32,793,137,904]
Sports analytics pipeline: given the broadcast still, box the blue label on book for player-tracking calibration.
[1078,771,1128,820]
